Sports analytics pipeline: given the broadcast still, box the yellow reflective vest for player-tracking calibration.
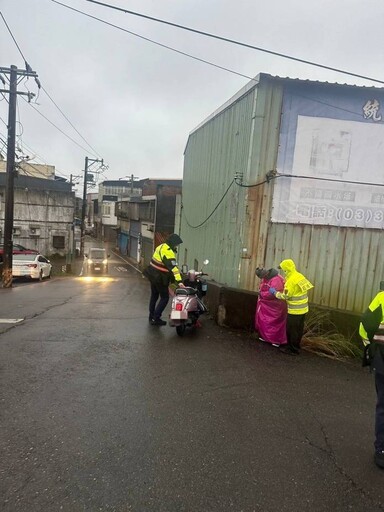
[150,242,182,283]
[359,291,384,345]
[275,259,314,315]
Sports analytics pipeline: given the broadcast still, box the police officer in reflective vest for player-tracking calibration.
[360,285,384,469]
[145,234,184,326]
[269,259,314,355]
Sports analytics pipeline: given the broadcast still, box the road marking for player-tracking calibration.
[111,251,142,274]
[0,318,24,324]
[115,266,128,272]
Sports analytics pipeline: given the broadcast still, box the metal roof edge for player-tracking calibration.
[187,73,262,140]
[184,72,384,151]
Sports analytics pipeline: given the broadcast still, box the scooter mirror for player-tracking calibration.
[182,264,189,274]
[203,259,209,265]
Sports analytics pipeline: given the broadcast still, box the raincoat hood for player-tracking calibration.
[266,268,279,279]
[166,233,183,250]
[279,259,296,275]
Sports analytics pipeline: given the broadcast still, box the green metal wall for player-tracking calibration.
[265,222,383,313]
[181,76,282,286]
[181,91,253,284]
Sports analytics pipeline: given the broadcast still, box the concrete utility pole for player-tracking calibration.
[80,156,103,257]
[1,65,38,288]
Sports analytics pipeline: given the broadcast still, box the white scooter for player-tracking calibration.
[169,260,209,337]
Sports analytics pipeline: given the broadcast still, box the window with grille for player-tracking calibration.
[52,236,65,249]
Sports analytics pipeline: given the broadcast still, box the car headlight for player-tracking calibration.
[103,259,108,264]
[88,259,93,264]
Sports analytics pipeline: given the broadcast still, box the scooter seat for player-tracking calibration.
[176,286,196,296]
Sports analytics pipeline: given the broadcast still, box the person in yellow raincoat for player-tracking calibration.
[269,259,314,355]
[359,284,384,469]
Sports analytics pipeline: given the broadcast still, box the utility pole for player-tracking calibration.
[1,65,38,288]
[80,156,103,257]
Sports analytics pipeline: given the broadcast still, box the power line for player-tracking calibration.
[2,121,71,179]
[50,0,256,83]
[21,96,100,155]
[0,9,103,160]
[82,0,384,86]
[183,179,235,229]
[279,173,384,187]
[0,11,27,64]
[234,174,277,188]
[1,91,9,104]
[41,87,102,159]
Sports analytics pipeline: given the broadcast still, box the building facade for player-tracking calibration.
[0,174,75,256]
[95,180,145,242]
[116,179,182,267]
[0,160,55,179]
[181,73,384,314]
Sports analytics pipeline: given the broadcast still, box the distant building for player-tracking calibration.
[0,174,75,256]
[116,179,182,266]
[95,179,146,242]
[85,192,98,234]
[0,160,55,179]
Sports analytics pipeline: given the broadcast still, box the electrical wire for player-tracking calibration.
[0,91,9,104]
[279,173,384,187]
[234,175,277,188]
[0,11,28,65]
[21,96,100,155]
[81,0,384,86]
[41,87,102,159]
[50,0,256,83]
[183,179,235,229]
[0,9,103,160]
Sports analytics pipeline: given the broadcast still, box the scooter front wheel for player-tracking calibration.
[176,323,186,337]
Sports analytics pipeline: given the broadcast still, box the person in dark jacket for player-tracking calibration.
[360,284,384,469]
[145,234,184,326]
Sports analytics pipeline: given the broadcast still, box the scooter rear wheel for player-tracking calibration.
[176,324,186,337]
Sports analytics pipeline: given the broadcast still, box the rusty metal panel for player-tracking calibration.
[240,78,284,290]
[264,223,383,313]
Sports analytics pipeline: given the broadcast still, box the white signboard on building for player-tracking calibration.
[273,115,384,228]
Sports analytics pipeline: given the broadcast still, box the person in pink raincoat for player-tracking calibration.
[255,267,287,346]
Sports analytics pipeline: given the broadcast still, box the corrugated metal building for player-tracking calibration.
[181,73,384,314]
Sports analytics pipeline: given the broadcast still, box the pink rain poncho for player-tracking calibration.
[255,271,287,345]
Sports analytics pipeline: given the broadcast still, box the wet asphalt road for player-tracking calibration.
[0,254,384,512]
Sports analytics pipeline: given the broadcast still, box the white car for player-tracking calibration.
[12,253,52,281]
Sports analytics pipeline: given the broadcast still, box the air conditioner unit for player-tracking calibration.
[29,226,41,238]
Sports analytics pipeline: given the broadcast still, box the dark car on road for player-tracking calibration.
[85,248,110,275]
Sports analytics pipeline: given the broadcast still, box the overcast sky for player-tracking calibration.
[1,0,384,191]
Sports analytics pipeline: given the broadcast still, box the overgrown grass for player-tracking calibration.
[302,309,363,361]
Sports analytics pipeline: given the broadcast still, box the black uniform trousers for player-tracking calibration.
[375,371,384,453]
[286,313,306,353]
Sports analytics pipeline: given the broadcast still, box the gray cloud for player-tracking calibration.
[1,0,383,185]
